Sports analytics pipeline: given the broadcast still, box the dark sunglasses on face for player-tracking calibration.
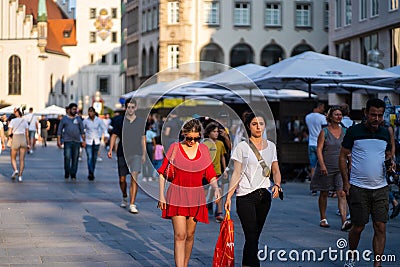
[185,136,201,142]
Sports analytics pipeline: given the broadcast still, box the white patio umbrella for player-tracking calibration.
[228,52,400,97]
[35,105,66,115]
[371,65,400,89]
[0,105,20,115]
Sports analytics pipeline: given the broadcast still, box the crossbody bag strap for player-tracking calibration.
[248,140,268,170]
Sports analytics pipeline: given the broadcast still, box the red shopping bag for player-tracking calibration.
[212,210,234,267]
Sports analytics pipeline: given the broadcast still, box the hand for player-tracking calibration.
[141,154,146,164]
[222,172,228,179]
[107,150,113,159]
[272,185,280,199]
[224,198,231,211]
[57,142,62,148]
[343,182,351,196]
[214,188,221,203]
[158,196,166,210]
[319,167,328,176]
[81,141,86,148]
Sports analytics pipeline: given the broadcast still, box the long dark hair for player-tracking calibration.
[244,111,266,137]
[181,118,202,137]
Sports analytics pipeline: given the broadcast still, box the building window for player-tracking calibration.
[61,76,65,95]
[50,74,53,94]
[324,2,329,29]
[371,0,379,16]
[389,0,399,10]
[111,8,118,19]
[230,43,254,67]
[90,32,96,43]
[98,76,110,94]
[204,1,220,25]
[360,0,367,20]
[90,8,96,19]
[111,32,118,43]
[113,53,119,64]
[167,1,179,24]
[101,55,107,64]
[361,33,378,64]
[147,9,152,31]
[337,41,351,60]
[265,3,281,27]
[167,45,179,69]
[345,0,352,25]
[291,44,314,56]
[335,0,342,28]
[90,54,95,64]
[261,44,284,66]
[142,11,147,32]
[153,7,158,29]
[8,55,21,95]
[296,3,311,27]
[63,30,71,38]
[234,2,250,26]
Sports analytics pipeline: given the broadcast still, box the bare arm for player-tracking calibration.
[316,130,327,175]
[225,160,242,211]
[107,134,118,158]
[271,161,282,198]
[339,147,351,195]
[141,135,146,163]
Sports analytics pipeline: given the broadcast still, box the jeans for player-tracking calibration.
[143,142,154,177]
[63,141,81,178]
[236,188,272,267]
[85,143,100,176]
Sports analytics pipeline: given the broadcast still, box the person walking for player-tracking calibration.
[24,107,39,154]
[158,118,221,267]
[225,111,282,267]
[8,108,30,182]
[203,122,227,222]
[57,103,86,181]
[0,118,6,154]
[39,115,50,147]
[305,102,327,195]
[340,103,355,129]
[339,98,393,267]
[310,106,350,230]
[83,107,108,181]
[143,122,157,181]
[107,98,146,214]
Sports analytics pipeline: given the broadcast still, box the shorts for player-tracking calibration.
[29,130,36,139]
[11,134,27,149]
[117,155,142,177]
[308,145,317,168]
[348,185,389,226]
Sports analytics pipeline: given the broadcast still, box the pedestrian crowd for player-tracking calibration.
[1,97,399,267]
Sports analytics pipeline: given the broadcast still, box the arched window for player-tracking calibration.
[260,44,285,66]
[8,55,21,95]
[149,47,155,75]
[142,48,147,76]
[291,44,314,57]
[200,43,224,63]
[230,43,254,67]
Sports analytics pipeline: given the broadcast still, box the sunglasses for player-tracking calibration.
[185,136,201,142]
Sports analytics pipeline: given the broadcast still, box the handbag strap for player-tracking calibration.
[170,143,178,163]
[248,140,268,171]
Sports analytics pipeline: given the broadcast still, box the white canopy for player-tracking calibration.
[35,105,66,115]
[0,105,20,115]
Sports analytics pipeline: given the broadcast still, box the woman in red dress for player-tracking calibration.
[158,118,221,267]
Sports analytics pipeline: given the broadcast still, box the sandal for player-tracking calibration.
[319,219,330,228]
[341,220,352,231]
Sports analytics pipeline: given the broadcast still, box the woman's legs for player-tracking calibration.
[10,148,18,172]
[171,216,197,267]
[337,190,348,224]
[18,147,27,176]
[319,191,329,221]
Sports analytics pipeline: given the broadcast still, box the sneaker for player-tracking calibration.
[29,149,33,154]
[78,157,82,161]
[18,176,23,182]
[215,213,224,223]
[11,170,19,179]
[97,157,103,162]
[148,177,153,182]
[120,198,128,208]
[344,259,355,267]
[390,204,400,219]
[336,209,341,216]
[129,204,139,214]
[71,177,76,181]
[311,191,317,196]
[142,177,147,182]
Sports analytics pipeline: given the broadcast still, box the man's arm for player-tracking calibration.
[339,147,351,195]
[141,135,146,163]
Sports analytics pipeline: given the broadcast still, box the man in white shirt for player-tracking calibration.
[83,107,108,180]
[305,103,327,185]
[24,107,39,154]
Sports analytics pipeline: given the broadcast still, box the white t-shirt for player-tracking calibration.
[9,117,29,134]
[305,112,327,146]
[24,113,38,131]
[231,140,278,196]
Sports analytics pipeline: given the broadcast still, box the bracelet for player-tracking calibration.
[273,184,280,188]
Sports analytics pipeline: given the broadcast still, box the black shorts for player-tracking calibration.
[348,185,389,226]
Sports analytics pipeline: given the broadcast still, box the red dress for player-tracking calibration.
[158,142,217,224]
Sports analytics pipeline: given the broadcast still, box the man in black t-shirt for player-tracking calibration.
[39,115,50,147]
[108,98,146,214]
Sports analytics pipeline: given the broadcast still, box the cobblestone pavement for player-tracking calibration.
[0,142,399,266]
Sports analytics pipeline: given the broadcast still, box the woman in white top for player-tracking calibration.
[225,111,281,267]
[8,108,30,182]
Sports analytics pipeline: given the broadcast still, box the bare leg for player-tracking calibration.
[318,191,328,221]
[10,149,18,172]
[348,224,365,253]
[119,175,127,197]
[171,216,197,267]
[19,147,27,176]
[184,217,197,267]
[130,172,139,205]
[372,222,386,267]
[337,190,348,224]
